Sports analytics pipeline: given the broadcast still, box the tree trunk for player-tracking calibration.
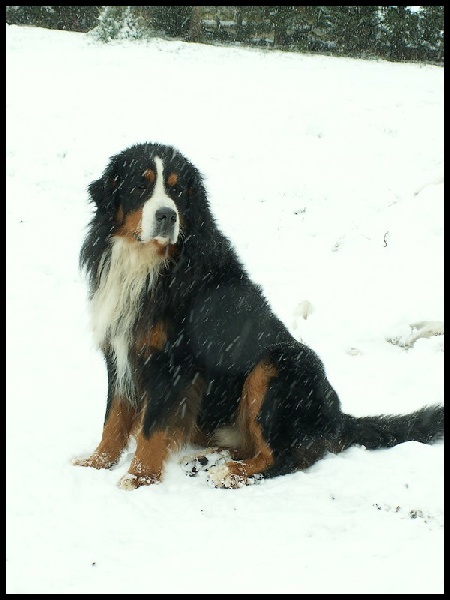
[189,6,203,43]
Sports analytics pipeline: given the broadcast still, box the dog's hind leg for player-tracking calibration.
[207,358,278,489]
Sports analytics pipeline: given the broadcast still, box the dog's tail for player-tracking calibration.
[339,404,444,450]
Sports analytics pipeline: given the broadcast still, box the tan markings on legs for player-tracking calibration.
[72,398,137,469]
[119,373,206,489]
[237,358,278,462]
[208,359,278,488]
[118,428,184,490]
[129,405,145,439]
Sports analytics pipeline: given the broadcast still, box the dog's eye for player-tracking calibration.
[134,184,147,192]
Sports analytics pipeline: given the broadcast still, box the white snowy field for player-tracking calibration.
[6,24,444,594]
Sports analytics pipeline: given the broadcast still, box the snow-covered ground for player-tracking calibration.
[6,25,444,594]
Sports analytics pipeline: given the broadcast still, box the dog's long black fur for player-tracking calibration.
[74,142,444,489]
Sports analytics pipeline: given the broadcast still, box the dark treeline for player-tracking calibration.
[6,6,444,64]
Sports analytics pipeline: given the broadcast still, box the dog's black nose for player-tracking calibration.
[155,208,177,224]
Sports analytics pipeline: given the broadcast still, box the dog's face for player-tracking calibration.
[90,143,205,250]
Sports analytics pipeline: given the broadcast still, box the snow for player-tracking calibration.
[6,24,444,594]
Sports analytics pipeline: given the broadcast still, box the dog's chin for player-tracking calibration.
[136,236,179,260]
[152,235,173,246]
[133,233,175,247]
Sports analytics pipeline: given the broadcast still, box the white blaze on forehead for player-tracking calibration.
[152,157,167,198]
[140,156,180,243]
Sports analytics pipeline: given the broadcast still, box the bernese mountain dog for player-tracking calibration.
[73,142,444,489]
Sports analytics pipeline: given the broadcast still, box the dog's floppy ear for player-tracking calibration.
[88,161,120,216]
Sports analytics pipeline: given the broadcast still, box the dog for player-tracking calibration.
[73,142,444,489]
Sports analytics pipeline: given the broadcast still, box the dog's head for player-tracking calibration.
[89,143,208,250]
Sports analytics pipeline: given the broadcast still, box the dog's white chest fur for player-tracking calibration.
[90,238,159,396]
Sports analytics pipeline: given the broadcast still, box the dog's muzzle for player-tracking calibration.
[140,196,180,244]
[155,207,177,239]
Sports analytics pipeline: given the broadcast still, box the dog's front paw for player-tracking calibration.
[72,452,116,470]
[117,472,160,490]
